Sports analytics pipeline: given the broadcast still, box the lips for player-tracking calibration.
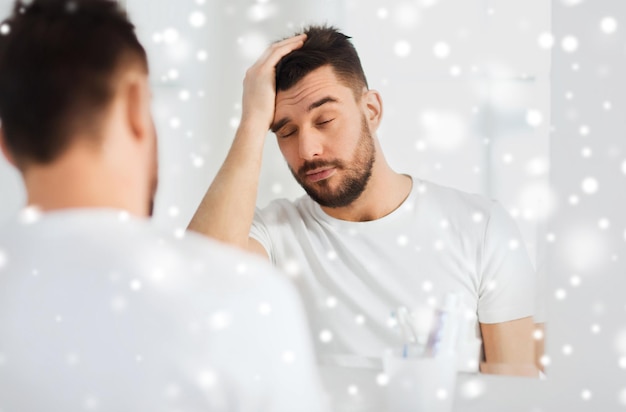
[305,167,336,183]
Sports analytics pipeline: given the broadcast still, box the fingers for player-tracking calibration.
[259,34,307,68]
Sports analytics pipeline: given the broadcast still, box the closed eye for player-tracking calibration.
[279,129,297,138]
[316,118,335,126]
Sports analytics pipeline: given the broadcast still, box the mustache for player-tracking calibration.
[298,159,344,176]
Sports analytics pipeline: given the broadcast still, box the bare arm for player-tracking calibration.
[187,35,306,256]
[479,316,539,377]
[534,322,545,373]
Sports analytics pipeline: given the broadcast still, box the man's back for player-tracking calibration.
[0,209,327,411]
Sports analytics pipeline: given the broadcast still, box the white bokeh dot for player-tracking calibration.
[196,50,208,61]
[555,289,566,300]
[258,302,272,316]
[169,117,181,129]
[561,35,579,53]
[433,41,451,59]
[613,329,626,355]
[376,373,389,386]
[283,260,300,277]
[619,388,626,406]
[271,183,283,195]
[581,147,592,158]
[562,344,573,356]
[581,177,598,194]
[282,351,295,364]
[178,90,190,101]
[598,218,610,230]
[189,11,206,28]
[393,3,420,28]
[348,385,359,396]
[0,23,10,35]
[579,125,590,136]
[561,0,584,5]
[326,296,338,308]
[209,311,232,330]
[581,389,592,401]
[600,17,618,34]
[394,40,411,57]
[130,279,142,291]
[163,28,179,44]
[538,32,555,49]
[197,370,217,389]
[19,206,42,224]
[526,109,543,127]
[319,329,333,343]
[460,379,485,399]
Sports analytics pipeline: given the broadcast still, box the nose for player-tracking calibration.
[298,127,323,161]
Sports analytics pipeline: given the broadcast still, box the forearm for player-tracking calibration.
[188,121,266,249]
[188,34,306,250]
[480,317,539,377]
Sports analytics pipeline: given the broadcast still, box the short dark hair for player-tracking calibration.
[275,25,368,98]
[0,0,148,167]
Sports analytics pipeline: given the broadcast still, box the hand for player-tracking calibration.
[240,34,307,131]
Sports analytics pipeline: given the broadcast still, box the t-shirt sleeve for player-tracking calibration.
[249,207,274,264]
[477,202,536,324]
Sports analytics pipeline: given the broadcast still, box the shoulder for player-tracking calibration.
[254,195,316,225]
[416,179,497,217]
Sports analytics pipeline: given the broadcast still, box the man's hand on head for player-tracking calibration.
[240,34,306,132]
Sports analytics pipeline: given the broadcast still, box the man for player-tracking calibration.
[189,26,539,376]
[0,1,328,410]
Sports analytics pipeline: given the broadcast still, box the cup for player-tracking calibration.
[383,348,458,412]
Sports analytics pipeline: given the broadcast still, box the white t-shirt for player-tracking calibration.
[0,209,328,412]
[250,178,536,372]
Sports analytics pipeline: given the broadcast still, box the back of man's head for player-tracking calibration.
[275,25,368,98]
[0,0,147,169]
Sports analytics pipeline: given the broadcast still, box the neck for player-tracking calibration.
[22,145,149,217]
[320,150,412,222]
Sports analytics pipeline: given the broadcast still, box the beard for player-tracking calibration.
[290,115,376,208]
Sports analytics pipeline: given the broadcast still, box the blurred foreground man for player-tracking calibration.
[0,1,328,411]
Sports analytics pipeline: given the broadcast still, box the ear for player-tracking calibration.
[0,126,18,168]
[362,89,383,132]
[124,73,151,144]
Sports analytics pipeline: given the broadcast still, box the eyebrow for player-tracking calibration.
[270,96,339,133]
